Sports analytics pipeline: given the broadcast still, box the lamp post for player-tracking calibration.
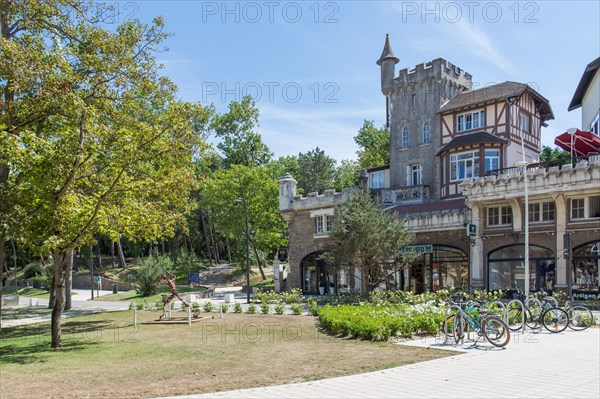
[235,187,251,304]
[515,160,530,296]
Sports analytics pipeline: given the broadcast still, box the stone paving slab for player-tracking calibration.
[158,328,600,399]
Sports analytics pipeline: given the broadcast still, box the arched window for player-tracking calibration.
[402,127,409,148]
[423,122,431,144]
[572,241,600,294]
[488,244,555,292]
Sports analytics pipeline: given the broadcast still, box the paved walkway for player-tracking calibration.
[160,328,600,399]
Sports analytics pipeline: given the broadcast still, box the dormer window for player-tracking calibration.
[457,110,484,132]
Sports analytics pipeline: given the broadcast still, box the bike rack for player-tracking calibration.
[486,300,507,320]
[506,299,526,334]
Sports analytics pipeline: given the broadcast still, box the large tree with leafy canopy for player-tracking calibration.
[0,0,207,347]
[322,188,413,295]
[212,96,273,168]
[200,165,286,280]
[354,120,390,169]
[296,147,336,194]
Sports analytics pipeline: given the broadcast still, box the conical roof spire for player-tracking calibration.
[376,34,399,66]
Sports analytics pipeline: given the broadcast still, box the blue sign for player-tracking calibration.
[188,273,201,284]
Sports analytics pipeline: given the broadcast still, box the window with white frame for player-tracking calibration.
[519,112,530,133]
[590,112,599,136]
[450,151,480,181]
[406,164,422,186]
[572,196,600,219]
[457,109,484,132]
[315,214,332,235]
[423,122,431,144]
[488,206,513,226]
[369,170,385,189]
[529,201,555,222]
[484,150,500,172]
[402,127,409,148]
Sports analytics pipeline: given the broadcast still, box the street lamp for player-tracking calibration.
[515,160,530,296]
[235,188,252,304]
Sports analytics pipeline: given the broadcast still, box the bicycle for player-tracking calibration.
[563,300,595,331]
[507,295,569,333]
[443,301,510,348]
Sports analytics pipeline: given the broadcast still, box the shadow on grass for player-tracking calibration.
[0,339,100,364]
[1,307,52,320]
[0,318,121,340]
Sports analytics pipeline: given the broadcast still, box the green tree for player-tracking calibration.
[296,147,336,194]
[334,159,359,191]
[212,96,273,168]
[539,146,571,164]
[323,188,413,295]
[1,2,204,347]
[267,155,299,181]
[354,120,390,169]
[201,165,286,280]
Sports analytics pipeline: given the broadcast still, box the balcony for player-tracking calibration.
[374,185,430,205]
[485,154,600,177]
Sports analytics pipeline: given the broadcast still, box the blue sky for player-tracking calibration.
[115,1,599,161]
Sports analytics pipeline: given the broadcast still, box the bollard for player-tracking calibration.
[187,306,192,326]
[133,307,137,326]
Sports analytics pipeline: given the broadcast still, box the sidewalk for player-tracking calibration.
[159,328,600,399]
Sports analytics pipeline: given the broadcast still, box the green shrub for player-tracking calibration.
[135,301,145,310]
[203,301,214,313]
[23,262,44,279]
[192,301,201,313]
[291,303,303,315]
[221,303,229,313]
[135,256,172,297]
[172,250,207,279]
[281,288,302,304]
[256,290,279,303]
[274,301,285,315]
[234,302,242,313]
[307,298,319,316]
[261,302,270,314]
[247,303,257,314]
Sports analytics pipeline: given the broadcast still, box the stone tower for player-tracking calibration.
[377,36,473,199]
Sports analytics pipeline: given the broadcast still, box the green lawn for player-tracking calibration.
[1,287,51,298]
[0,311,453,399]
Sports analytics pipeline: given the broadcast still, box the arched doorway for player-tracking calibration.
[300,251,336,295]
[488,244,555,292]
[572,241,600,300]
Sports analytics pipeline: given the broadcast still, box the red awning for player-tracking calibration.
[554,129,600,157]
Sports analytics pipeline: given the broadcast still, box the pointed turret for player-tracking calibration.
[376,34,399,66]
[377,34,398,96]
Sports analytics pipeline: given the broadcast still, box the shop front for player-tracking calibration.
[572,241,600,300]
[396,245,468,293]
[488,244,555,293]
[300,251,337,295]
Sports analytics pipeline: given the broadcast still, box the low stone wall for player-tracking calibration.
[72,273,134,291]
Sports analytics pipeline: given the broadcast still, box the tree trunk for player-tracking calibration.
[200,208,213,266]
[111,242,116,268]
[250,239,267,280]
[65,250,73,310]
[95,244,102,269]
[226,238,232,263]
[211,225,220,264]
[51,252,67,348]
[117,239,126,268]
[161,240,165,256]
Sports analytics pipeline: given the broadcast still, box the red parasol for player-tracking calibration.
[554,128,600,157]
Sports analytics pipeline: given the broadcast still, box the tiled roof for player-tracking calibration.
[568,57,600,111]
[388,198,466,216]
[376,34,399,66]
[439,81,554,121]
[436,131,508,156]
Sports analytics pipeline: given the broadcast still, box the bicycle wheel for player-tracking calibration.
[453,313,466,343]
[525,298,542,329]
[542,308,569,333]
[442,314,458,342]
[506,307,525,331]
[481,316,510,347]
[568,306,595,331]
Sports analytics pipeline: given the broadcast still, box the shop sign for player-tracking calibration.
[401,245,433,254]
[572,290,600,300]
